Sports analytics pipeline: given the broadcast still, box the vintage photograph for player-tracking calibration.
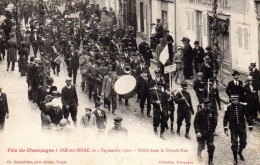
[0,0,260,165]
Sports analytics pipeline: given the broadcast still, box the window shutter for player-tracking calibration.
[244,28,249,50]
[144,3,147,19]
[187,10,190,30]
[203,14,207,36]
[191,11,194,31]
[237,27,243,48]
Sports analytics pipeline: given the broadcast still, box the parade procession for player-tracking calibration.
[0,0,260,165]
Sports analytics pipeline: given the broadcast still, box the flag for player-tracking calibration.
[159,44,169,65]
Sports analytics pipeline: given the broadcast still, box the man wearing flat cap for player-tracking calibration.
[80,107,95,128]
[193,72,204,104]
[107,116,128,137]
[150,82,168,140]
[0,86,9,130]
[93,100,107,134]
[61,77,79,126]
[174,81,194,139]
[224,95,253,165]
[226,70,245,102]
[194,99,217,165]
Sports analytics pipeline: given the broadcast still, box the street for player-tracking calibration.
[0,54,260,165]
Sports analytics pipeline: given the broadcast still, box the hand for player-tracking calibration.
[224,128,228,136]
[65,105,70,109]
[6,113,9,119]
[249,127,253,131]
[196,132,202,138]
[181,97,185,100]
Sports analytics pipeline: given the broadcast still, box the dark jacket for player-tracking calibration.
[138,42,152,60]
[226,80,245,102]
[137,74,151,99]
[202,87,221,110]
[194,108,217,135]
[150,90,168,112]
[93,109,107,130]
[250,68,260,90]
[174,90,194,114]
[61,86,78,106]
[224,103,253,130]
[0,93,9,116]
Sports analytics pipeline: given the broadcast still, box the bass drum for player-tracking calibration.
[114,75,137,99]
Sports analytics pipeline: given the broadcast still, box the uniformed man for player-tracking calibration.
[165,84,175,133]
[224,95,253,165]
[107,116,128,137]
[151,69,166,89]
[194,99,217,165]
[151,82,168,140]
[174,81,194,139]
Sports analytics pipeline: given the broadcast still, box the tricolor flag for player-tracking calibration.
[159,44,169,65]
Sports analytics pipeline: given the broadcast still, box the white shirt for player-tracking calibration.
[234,80,239,86]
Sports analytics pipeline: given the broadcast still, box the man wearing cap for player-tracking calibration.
[150,82,168,140]
[30,29,39,57]
[224,95,253,165]
[151,69,166,89]
[0,86,9,130]
[108,116,128,137]
[200,55,213,83]
[193,72,204,105]
[138,36,153,67]
[93,100,107,133]
[244,76,259,121]
[181,37,193,79]
[86,57,97,100]
[61,77,79,126]
[226,71,245,102]
[192,41,205,74]
[80,108,95,128]
[137,67,152,117]
[174,81,194,139]
[194,99,217,165]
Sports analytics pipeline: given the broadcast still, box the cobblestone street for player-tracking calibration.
[0,54,260,165]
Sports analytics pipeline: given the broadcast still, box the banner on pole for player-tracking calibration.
[164,64,176,74]
[159,45,169,65]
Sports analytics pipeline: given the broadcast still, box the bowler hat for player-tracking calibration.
[232,70,240,76]
[246,76,255,81]
[250,62,256,67]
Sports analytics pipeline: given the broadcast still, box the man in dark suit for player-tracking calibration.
[182,37,193,79]
[226,71,245,102]
[193,72,204,104]
[30,29,39,57]
[244,76,259,121]
[138,36,153,67]
[193,41,205,74]
[224,95,253,165]
[67,46,79,85]
[0,86,9,130]
[93,100,107,134]
[137,67,152,117]
[61,78,79,126]
[249,62,260,90]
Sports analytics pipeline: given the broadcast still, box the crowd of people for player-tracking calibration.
[0,0,259,165]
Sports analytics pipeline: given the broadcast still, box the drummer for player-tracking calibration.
[116,56,130,106]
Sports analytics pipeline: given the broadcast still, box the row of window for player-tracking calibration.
[189,0,231,9]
